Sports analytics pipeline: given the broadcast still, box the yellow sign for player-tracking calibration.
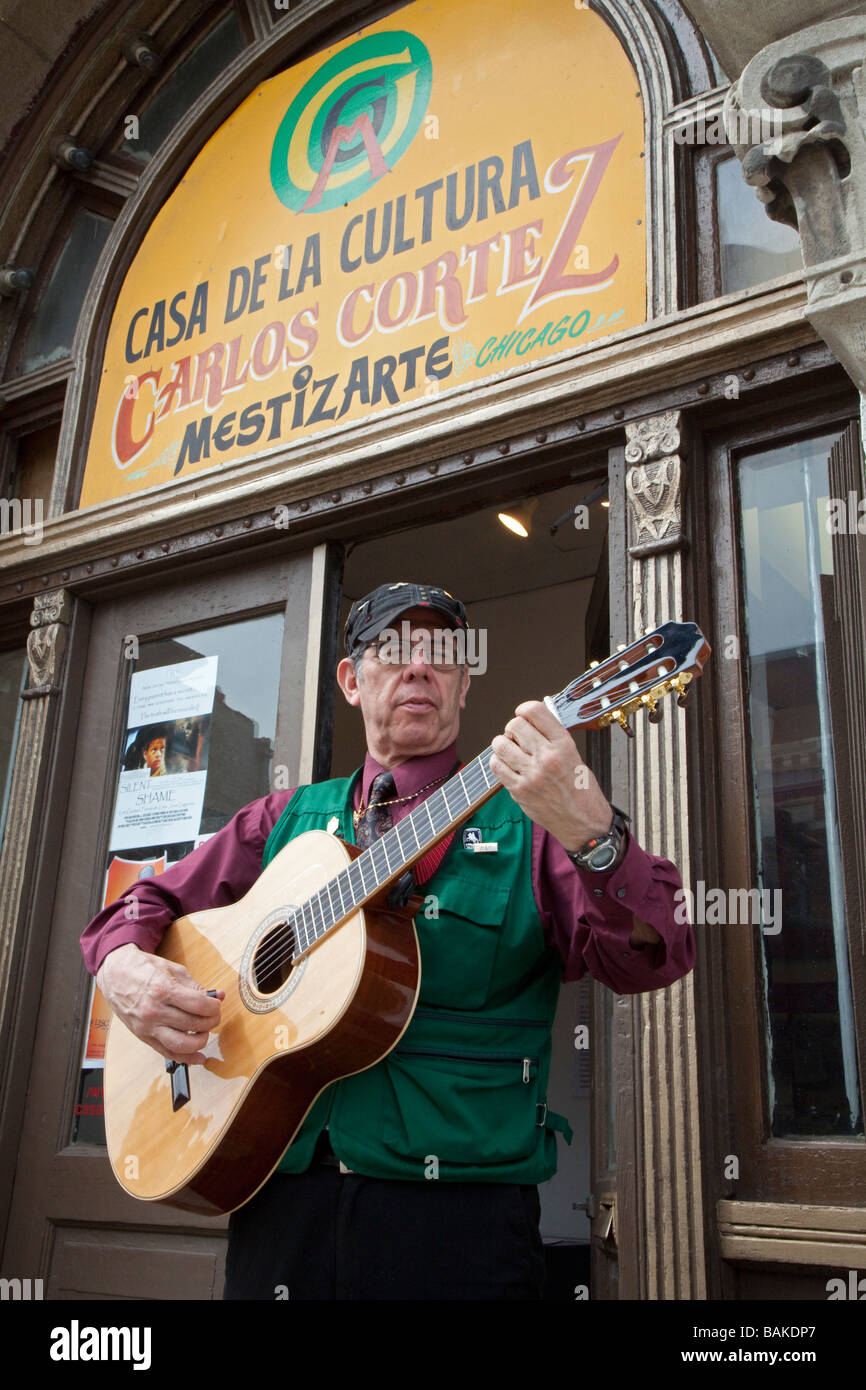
[79,0,646,508]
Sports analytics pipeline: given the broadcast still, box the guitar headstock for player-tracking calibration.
[547,621,711,735]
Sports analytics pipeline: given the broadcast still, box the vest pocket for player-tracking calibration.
[381,1045,543,1165]
[415,873,511,1009]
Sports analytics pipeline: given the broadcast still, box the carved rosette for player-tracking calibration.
[25,588,73,694]
[625,411,687,555]
[724,18,866,397]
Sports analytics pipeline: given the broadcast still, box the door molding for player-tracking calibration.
[0,587,83,1259]
[621,408,707,1299]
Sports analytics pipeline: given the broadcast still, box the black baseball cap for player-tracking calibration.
[344,582,467,656]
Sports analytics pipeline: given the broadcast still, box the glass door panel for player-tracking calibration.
[739,433,862,1137]
[74,612,285,1144]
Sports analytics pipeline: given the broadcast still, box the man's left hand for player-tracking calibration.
[490,700,612,853]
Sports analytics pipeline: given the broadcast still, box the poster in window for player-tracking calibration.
[109,656,217,850]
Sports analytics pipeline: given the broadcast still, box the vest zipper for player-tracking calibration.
[393,1043,538,1081]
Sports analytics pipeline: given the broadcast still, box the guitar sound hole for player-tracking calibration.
[252,919,296,995]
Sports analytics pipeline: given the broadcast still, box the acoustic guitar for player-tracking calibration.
[103,620,710,1214]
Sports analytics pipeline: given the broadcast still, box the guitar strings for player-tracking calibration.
[168,760,491,1003]
[237,750,494,981]
[197,805,484,997]
[232,754,497,987]
[192,753,499,998]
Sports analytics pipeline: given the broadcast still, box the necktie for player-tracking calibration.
[354,771,396,849]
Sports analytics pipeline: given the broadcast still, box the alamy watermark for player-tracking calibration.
[49,1321,151,1370]
[675,881,782,934]
[371,619,488,675]
[673,99,783,147]
[826,1270,866,1299]
[0,497,42,545]
[0,1276,43,1299]
[823,492,866,534]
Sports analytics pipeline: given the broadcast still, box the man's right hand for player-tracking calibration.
[96,943,223,1064]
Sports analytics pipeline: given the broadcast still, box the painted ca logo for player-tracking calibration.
[270,31,432,214]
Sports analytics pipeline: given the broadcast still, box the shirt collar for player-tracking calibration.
[358,741,459,806]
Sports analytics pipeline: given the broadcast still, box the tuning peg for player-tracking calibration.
[616,643,627,652]
[671,676,690,708]
[612,709,634,737]
[642,693,663,724]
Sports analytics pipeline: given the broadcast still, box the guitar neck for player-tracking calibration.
[289,619,710,958]
[292,748,502,956]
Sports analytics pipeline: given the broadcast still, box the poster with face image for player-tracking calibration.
[108,656,217,851]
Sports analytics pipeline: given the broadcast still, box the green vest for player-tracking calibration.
[262,772,572,1183]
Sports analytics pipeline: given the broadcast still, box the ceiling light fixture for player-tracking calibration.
[497,498,539,538]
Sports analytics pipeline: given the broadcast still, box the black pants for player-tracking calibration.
[224,1164,545,1301]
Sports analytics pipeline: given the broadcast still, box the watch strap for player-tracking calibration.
[565,806,629,872]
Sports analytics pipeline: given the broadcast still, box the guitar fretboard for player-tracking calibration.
[290,747,499,955]
[279,619,706,961]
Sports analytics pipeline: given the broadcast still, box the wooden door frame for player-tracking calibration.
[699,400,866,1271]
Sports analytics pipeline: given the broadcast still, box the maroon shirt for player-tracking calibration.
[80,742,694,993]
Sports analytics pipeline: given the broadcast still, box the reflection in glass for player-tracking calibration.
[19,213,112,374]
[120,12,245,162]
[717,156,802,294]
[739,434,862,1136]
[123,612,284,842]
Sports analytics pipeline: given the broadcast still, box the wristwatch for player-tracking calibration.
[565,807,630,873]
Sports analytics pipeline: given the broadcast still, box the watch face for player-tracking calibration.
[588,843,618,870]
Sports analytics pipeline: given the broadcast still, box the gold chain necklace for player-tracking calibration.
[352,767,455,826]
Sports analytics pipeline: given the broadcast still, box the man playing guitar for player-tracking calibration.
[82,581,695,1300]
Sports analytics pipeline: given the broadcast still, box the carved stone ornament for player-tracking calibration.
[623,412,684,466]
[724,19,866,395]
[725,43,848,242]
[25,588,72,692]
[625,412,687,553]
[30,588,73,629]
